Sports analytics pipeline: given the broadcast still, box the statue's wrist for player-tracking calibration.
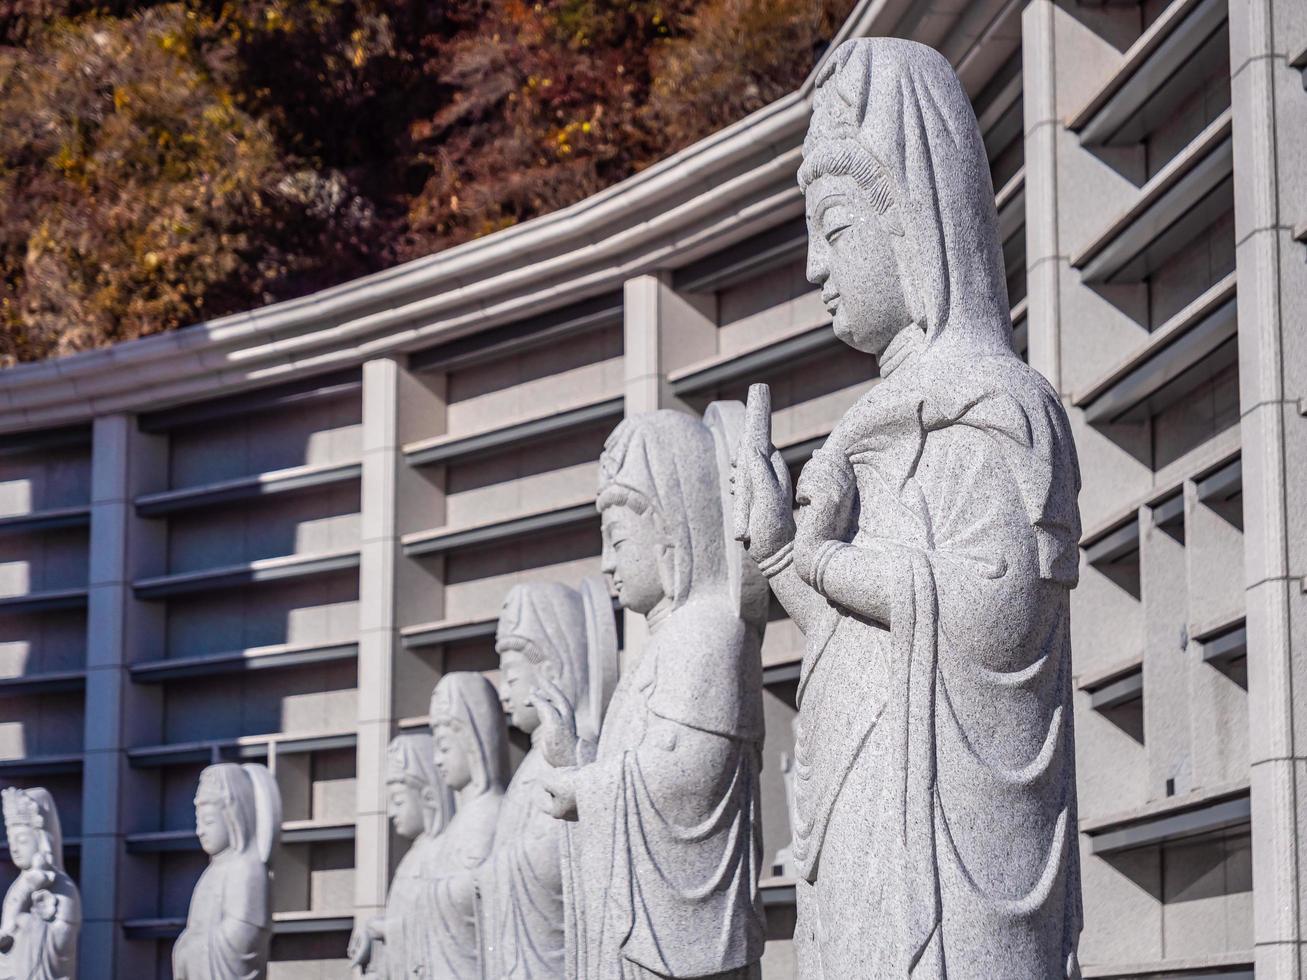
[756,540,794,578]
[810,540,850,598]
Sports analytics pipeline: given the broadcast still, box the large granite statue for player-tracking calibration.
[539,404,768,980]
[478,576,617,979]
[422,672,510,979]
[731,37,1084,978]
[173,763,282,980]
[347,733,455,978]
[0,788,79,980]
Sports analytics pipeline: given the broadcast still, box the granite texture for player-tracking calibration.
[0,787,79,980]
[173,763,282,980]
[478,576,617,979]
[423,672,510,979]
[348,733,455,978]
[539,405,768,980]
[732,37,1085,979]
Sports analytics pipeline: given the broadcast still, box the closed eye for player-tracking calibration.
[825,221,851,245]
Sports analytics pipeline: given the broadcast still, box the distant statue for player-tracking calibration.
[173,763,281,980]
[421,672,510,979]
[0,787,79,980]
[770,729,799,880]
[731,38,1084,978]
[539,404,769,979]
[479,576,617,979]
[347,733,455,978]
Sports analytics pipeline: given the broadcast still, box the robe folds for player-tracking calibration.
[570,598,765,980]
[173,854,270,980]
[0,874,79,980]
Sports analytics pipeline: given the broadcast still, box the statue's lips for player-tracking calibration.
[823,292,841,315]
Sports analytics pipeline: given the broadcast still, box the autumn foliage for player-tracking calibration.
[0,0,853,364]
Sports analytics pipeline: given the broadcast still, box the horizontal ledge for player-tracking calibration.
[130,641,359,684]
[673,215,807,294]
[402,617,498,651]
[1081,954,1252,979]
[1196,455,1241,503]
[0,669,86,696]
[1072,111,1232,284]
[135,460,361,518]
[1086,786,1250,855]
[132,550,361,600]
[1074,275,1237,423]
[670,325,838,397]
[760,878,797,908]
[1150,490,1185,531]
[137,368,362,433]
[1068,0,1227,146]
[0,588,88,614]
[0,506,91,535]
[0,424,91,458]
[122,912,355,941]
[1082,518,1139,565]
[403,503,596,558]
[127,731,357,768]
[763,661,801,686]
[995,168,1026,245]
[0,754,82,776]
[122,918,186,941]
[1088,668,1143,710]
[404,397,623,469]
[1197,620,1246,666]
[126,821,354,853]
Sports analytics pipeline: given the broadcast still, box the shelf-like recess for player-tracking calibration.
[763,661,801,686]
[673,216,807,294]
[130,640,358,684]
[759,877,797,908]
[135,460,361,518]
[137,368,361,434]
[0,425,91,459]
[1072,111,1232,284]
[1080,954,1252,980]
[0,506,91,535]
[1011,298,1029,356]
[1086,665,1144,711]
[402,503,596,559]
[0,753,82,776]
[1197,620,1246,667]
[401,617,498,651]
[404,397,623,469]
[0,588,88,615]
[132,549,361,601]
[1150,490,1185,533]
[0,670,86,696]
[1069,0,1228,147]
[1196,455,1241,503]
[125,820,354,853]
[669,325,838,398]
[123,911,355,941]
[1084,785,1250,856]
[1074,276,1236,425]
[1082,518,1140,566]
[122,918,186,941]
[127,730,357,769]
[996,168,1026,267]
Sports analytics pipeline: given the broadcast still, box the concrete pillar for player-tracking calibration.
[1229,0,1307,974]
[79,414,167,980]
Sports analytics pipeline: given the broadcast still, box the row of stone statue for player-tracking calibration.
[2,37,1086,980]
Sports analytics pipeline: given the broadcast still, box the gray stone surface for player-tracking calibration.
[538,404,768,979]
[347,733,454,978]
[423,672,509,979]
[173,763,282,980]
[0,787,79,980]
[478,576,617,979]
[732,37,1084,978]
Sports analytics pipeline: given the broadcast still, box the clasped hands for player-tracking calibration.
[533,678,581,821]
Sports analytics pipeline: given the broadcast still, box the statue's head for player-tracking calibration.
[2,787,61,872]
[597,411,727,618]
[799,38,1012,367]
[385,733,454,840]
[194,763,280,862]
[428,673,509,796]
[495,583,587,734]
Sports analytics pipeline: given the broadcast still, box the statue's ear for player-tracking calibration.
[654,538,676,600]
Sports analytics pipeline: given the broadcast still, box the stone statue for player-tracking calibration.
[173,763,282,980]
[0,788,79,980]
[538,404,769,980]
[347,733,455,978]
[479,576,618,979]
[731,37,1084,978]
[769,734,798,880]
[420,672,509,979]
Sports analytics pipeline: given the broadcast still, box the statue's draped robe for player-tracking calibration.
[0,871,79,980]
[377,834,439,980]
[478,747,566,979]
[571,599,764,980]
[175,854,270,980]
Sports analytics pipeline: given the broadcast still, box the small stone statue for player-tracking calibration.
[422,672,510,979]
[0,787,79,980]
[173,763,282,980]
[347,733,455,978]
[769,739,798,880]
[539,404,769,980]
[479,576,617,979]
[731,38,1084,978]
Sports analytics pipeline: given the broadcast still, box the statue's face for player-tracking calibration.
[195,800,231,856]
[805,173,911,357]
[601,504,665,616]
[497,648,542,734]
[387,780,427,839]
[431,723,472,792]
[6,825,35,870]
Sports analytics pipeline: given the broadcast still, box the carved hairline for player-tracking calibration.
[798,140,894,216]
[596,483,650,515]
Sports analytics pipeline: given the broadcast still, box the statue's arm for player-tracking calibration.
[798,538,895,627]
[763,552,827,636]
[218,913,263,958]
[632,716,736,824]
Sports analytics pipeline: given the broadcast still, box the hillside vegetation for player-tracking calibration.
[0,0,852,364]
